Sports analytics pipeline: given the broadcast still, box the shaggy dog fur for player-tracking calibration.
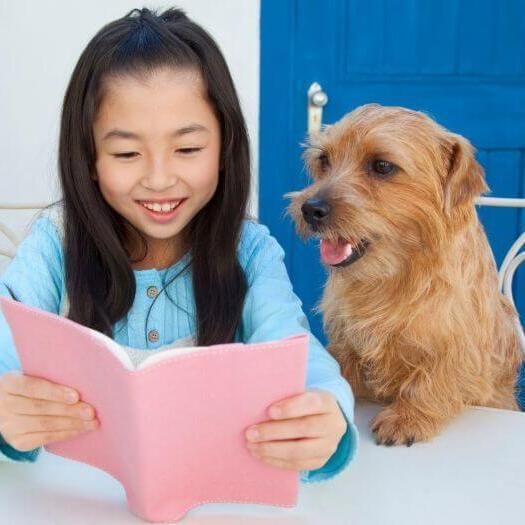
[287,104,524,446]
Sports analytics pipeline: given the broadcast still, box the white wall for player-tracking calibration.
[0,0,260,271]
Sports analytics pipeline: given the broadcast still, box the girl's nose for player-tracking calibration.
[141,158,178,191]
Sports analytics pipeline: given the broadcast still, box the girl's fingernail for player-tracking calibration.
[270,406,281,418]
[82,408,94,420]
[65,391,78,403]
[246,427,259,441]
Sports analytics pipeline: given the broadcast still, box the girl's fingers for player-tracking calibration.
[247,436,333,462]
[246,413,330,443]
[1,372,78,404]
[13,413,99,435]
[8,428,92,453]
[0,374,97,453]
[268,390,335,420]
[5,394,95,421]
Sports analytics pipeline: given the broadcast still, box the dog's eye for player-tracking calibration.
[371,159,396,176]
[318,153,330,172]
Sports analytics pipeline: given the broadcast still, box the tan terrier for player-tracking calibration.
[287,104,524,446]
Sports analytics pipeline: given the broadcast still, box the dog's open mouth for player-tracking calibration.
[320,238,370,267]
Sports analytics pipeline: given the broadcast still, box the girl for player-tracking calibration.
[0,7,358,484]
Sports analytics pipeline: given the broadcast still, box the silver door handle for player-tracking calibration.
[307,82,328,135]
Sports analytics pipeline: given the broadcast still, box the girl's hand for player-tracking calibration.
[245,389,347,471]
[0,371,99,452]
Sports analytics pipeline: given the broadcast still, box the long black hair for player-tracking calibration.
[45,7,250,345]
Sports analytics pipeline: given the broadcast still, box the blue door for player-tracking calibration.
[260,0,525,346]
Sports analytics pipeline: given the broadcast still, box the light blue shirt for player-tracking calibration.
[0,205,358,483]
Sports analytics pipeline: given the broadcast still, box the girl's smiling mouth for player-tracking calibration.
[135,198,188,223]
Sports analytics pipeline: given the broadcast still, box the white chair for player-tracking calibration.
[1,199,524,351]
[476,197,525,352]
[0,203,51,261]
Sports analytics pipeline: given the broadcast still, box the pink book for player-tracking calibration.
[0,297,308,522]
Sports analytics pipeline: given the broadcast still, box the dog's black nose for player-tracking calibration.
[301,198,331,227]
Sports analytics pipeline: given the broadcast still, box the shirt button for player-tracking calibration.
[148,329,160,343]
[146,286,158,299]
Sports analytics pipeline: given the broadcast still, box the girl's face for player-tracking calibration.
[93,68,221,263]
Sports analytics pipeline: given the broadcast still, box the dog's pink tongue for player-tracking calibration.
[320,239,353,266]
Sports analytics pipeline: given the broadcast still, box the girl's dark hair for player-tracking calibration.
[47,7,250,345]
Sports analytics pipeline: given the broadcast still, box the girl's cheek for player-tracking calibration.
[192,157,220,190]
[97,162,142,195]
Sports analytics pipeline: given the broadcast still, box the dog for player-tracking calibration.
[287,103,524,446]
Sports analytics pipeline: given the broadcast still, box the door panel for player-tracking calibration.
[260,0,525,345]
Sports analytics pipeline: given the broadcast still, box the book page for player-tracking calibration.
[88,330,200,371]
[132,335,200,370]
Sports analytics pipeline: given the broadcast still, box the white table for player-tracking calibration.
[1,401,524,525]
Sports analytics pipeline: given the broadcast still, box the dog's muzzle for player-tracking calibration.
[301,197,370,267]
[326,239,370,267]
[301,198,331,230]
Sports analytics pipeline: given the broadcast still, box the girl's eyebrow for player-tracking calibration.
[102,124,210,141]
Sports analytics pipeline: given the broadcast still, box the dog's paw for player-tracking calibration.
[369,405,439,446]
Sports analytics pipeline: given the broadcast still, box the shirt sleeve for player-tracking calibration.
[240,221,359,483]
[0,215,64,463]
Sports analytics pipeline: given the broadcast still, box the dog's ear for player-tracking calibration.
[442,133,488,215]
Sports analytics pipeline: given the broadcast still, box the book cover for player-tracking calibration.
[0,297,308,522]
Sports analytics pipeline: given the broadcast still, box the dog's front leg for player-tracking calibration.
[328,344,375,401]
[369,366,464,447]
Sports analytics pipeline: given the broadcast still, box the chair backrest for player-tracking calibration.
[476,197,525,353]
[0,202,50,262]
[1,199,524,350]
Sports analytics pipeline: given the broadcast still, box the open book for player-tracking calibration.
[0,297,308,523]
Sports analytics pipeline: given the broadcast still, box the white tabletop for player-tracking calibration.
[1,401,524,525]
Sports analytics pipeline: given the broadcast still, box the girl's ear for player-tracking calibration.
[442,133,488,216]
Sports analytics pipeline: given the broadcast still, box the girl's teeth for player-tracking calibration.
[141,201,180,213]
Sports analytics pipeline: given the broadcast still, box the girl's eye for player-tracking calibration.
[113,152,139,159]
[371,159,397,177]
[177,147,202,155]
